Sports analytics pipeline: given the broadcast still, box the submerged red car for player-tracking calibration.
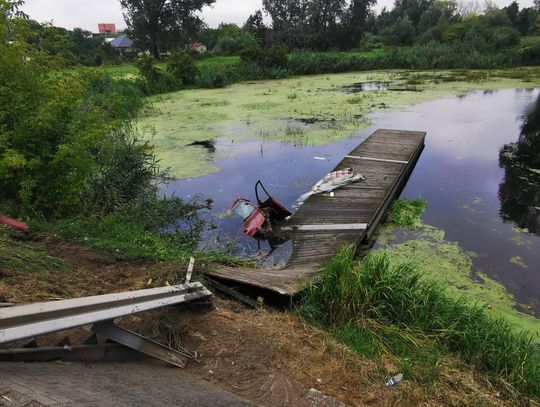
[232,181,291,240]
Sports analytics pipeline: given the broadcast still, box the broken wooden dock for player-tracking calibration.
[207,129,426,296]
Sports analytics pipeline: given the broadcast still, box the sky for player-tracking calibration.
[23,0,535,33]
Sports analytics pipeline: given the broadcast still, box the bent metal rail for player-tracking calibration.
[207,129,427,296]
[0,283,212,367]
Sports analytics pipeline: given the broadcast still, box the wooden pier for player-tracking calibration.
[207,129,426,296]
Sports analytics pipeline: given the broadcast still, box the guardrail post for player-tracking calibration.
[91,321,189,368]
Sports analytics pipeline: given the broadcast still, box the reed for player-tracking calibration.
[303,247,540,399]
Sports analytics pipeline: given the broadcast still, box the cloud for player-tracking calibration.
[201,0,263,27]
[23,0,264,31]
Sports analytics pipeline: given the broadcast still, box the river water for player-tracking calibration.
[163,87,540,310]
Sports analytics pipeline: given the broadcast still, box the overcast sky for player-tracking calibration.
[23,0,535,32]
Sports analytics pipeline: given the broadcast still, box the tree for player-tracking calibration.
[515,7,531,34]
[505,1,519,24]
[0,0,25,19]
[307,0,346,32]
[262,0,311,48]
[120,0,215,59]
[1,0,26,41]
[418,1,457,33]
[498,94,540,234]
[392,17,416,44]
[263,0,311,31]
[244,9,267,44]
[263,0,352,49]
[456,0,482,17]
[346,0,377,41]
[393,0,434,29]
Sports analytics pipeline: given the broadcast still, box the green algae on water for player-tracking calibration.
[389,199,428,227]
[138,67,540,179]
[375,202,540,338]
[510,256,528,269]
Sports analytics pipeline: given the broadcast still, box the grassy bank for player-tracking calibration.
[99,39,539,84]
[101,55,241,78]
[0,227,69,277]
[376,200,540,337]
[303,247,540,401]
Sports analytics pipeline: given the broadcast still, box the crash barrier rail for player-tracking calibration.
[0,283,213,367]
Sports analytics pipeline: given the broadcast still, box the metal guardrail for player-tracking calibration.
[0,282,213,367]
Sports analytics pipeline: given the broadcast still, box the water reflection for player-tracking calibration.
[165,88,540,309]
[499,94,540,235]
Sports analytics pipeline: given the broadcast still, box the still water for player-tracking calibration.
[163,88,540,309]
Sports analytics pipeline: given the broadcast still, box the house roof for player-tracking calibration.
[188,41,206,48]
[110,35,133,49]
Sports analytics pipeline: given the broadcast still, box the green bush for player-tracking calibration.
[520,37,540,64]
[85,127,158,213]
[198,70,228,88]
[166,51,199,86]
[240,45,289,69]
[134,54,179,94]
[0,26,168,219]
[492,26,521,49]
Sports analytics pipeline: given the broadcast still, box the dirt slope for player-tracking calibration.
[0,233,523,406]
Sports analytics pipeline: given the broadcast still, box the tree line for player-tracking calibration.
[121,0,540,57]
[3,0,540,67]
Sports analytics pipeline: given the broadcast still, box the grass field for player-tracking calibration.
[97,51,384,78]
[100,55,241,77]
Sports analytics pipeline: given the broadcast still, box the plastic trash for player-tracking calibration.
[298,168,365,203]
[386,373,404,387]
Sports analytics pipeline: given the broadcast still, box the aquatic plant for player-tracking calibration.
[389,199,428,227]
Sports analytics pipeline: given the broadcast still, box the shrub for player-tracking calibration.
[135,54,177,94]
[166,51,199,86]
[197,69,230,88]
[520,37,540,65]
[0,36,164,218]
[85,126,158,213]
[240,44,289,69]
[135,54,161,85]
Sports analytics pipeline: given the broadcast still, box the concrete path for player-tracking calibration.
[0,362,254,407]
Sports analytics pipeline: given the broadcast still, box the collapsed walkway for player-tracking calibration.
[206,129,427,296]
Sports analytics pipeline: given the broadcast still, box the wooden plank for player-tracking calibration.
[206,278,261,308]
[345,155,409,164]
[205,129,426,296]
[282,224,368,231]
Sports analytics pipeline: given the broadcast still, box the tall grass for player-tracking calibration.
[0,226,70,276]
[34,197,208,262]
[303,247,540,400]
